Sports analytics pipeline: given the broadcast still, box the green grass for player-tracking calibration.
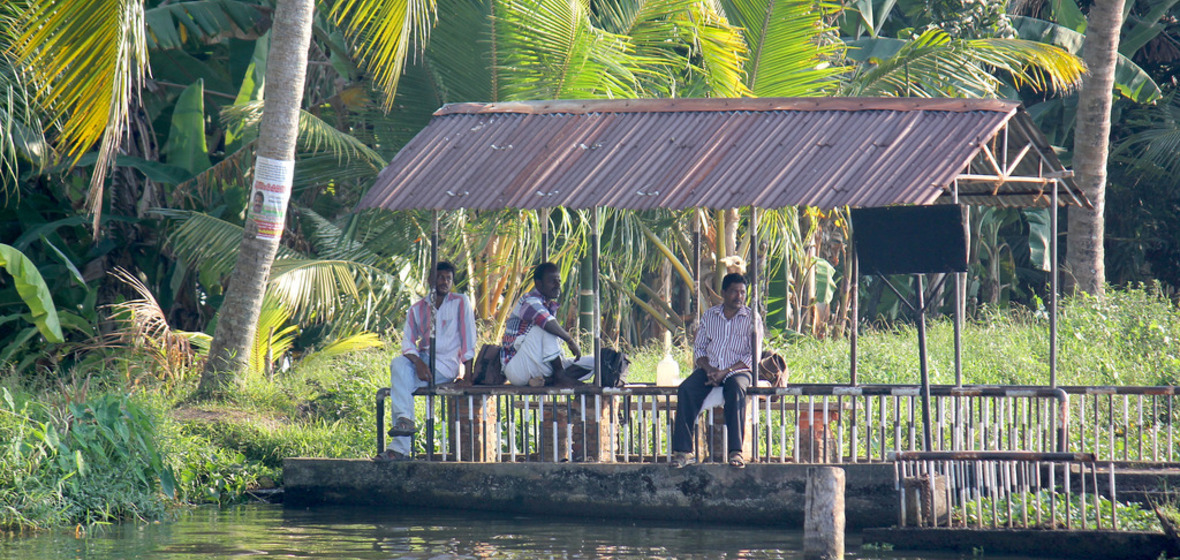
[1,286,1177,532]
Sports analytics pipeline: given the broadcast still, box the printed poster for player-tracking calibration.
[248,156,295,241]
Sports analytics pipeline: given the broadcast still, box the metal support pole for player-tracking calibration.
[593,207,602,387]
[953,198,964,387]
[428,209,439,460]
[429,210,439,386]
[850,243,858,386]
[917,274,934,451]
[1050,181,1059,387]
[693,212,701,339]
[749,207,761,380]
[540,207,551,261]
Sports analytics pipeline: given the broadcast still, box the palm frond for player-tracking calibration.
[10,0,148,230]
[145,0,270,50]
[0,60,51,200]
[155,209,301,282]
[1114,92,1180,188]
[844,28,1082,98]
[425,0,495,103]
[1010,15,1160,103]
[221,101,386,168]
[105,267,201,380]
[721,0,846,96]
[299,205,396,266]
[249,297,299,377]
[498,0,640,100]
[268,258,407,321]
[625,0,751,97]
[327,0,437,109]
[316,332,385,357]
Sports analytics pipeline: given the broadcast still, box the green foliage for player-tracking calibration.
[959,490,1159,532]
[765,286,1180,387]
[0,388,175,531]
[0,242,63,343]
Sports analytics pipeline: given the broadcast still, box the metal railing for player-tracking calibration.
[891,451,1116,530]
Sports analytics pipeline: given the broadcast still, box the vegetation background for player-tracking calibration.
[0,0,1178,534]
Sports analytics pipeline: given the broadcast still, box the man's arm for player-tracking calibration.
[542,318,581,359]
[401,302,432,381]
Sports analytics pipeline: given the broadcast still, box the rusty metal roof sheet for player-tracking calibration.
[357,97,1085,212]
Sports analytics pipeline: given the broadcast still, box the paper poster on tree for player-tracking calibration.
[249,157,294,240]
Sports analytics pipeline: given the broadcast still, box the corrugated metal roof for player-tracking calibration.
[357,97,1085,212]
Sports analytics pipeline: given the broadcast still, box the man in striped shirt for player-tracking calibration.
[501,262,590,387]
[671,272,763,469]
[379,261,477,461]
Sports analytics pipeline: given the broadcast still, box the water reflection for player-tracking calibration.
[0,504,1034,560]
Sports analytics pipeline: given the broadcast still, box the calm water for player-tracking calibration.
[0,504,1043,560]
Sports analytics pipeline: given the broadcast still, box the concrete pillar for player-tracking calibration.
[804,466,845,560]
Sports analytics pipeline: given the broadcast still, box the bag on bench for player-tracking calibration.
[759,351,788,388]
[563,347,631,387]
[470,344,506,385]
[599,347,631,387]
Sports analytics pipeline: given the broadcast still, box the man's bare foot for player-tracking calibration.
[527,376,545,387]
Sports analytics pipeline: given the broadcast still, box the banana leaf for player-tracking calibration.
[0,243,63,342]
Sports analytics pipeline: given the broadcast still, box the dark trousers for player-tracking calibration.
[671,368,752,454]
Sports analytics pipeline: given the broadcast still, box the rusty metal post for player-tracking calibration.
[593,206,602,387]
[850,247,858,386]
[428,210,439,460]
[540,207,550,261]
[917,274,933,451]
[749,207,761,380]
[1050,180,1059,387]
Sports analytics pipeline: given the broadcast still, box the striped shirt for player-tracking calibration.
[694,304,762,371]
[402,292,477,377]
[501,289,559,365]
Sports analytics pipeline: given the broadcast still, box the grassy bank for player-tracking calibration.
[1,287,1177,532]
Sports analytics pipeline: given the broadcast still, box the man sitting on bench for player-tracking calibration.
[501,262,592,387]
[378,261,476,461]
[670,272,762,469]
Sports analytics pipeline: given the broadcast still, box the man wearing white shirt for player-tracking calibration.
[670,272,762,469]
[379,261,476,461]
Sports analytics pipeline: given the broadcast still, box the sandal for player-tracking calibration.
[372,449,410,462]
[670,451,696,469]
[388,416,418,437]
[728,451,746,469]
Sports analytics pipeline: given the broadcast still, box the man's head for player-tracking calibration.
[533,262,561,300]
[432,261,456,297]
[721,272,747,312]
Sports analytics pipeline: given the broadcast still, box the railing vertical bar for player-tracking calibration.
[1092,461,1102,529]
[774,391,783,462]
[1080,460,1088,530]
[837,395,845,463]
[1110,461,1117,530]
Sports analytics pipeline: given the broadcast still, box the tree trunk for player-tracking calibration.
[197,0,315,398]
[1066,0,1124,296]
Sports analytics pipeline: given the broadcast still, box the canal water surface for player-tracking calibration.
[0,504,1047,559]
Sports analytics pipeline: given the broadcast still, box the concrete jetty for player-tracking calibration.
[283,459,898,528]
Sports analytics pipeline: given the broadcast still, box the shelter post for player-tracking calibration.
[749,207,761,379]
[1051,180,1059,387]
[593,206,602,387]
[429,210,438,386]
[692,212,701,341]
[540,207,550,261]
[428,209,439,460]
[916,274,933,451]
[953,190,963,387]
[850,237,858,386]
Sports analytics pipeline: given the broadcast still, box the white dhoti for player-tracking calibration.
[503,326,594,386]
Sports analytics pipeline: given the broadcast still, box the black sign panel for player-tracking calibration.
[852,205,968,275]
